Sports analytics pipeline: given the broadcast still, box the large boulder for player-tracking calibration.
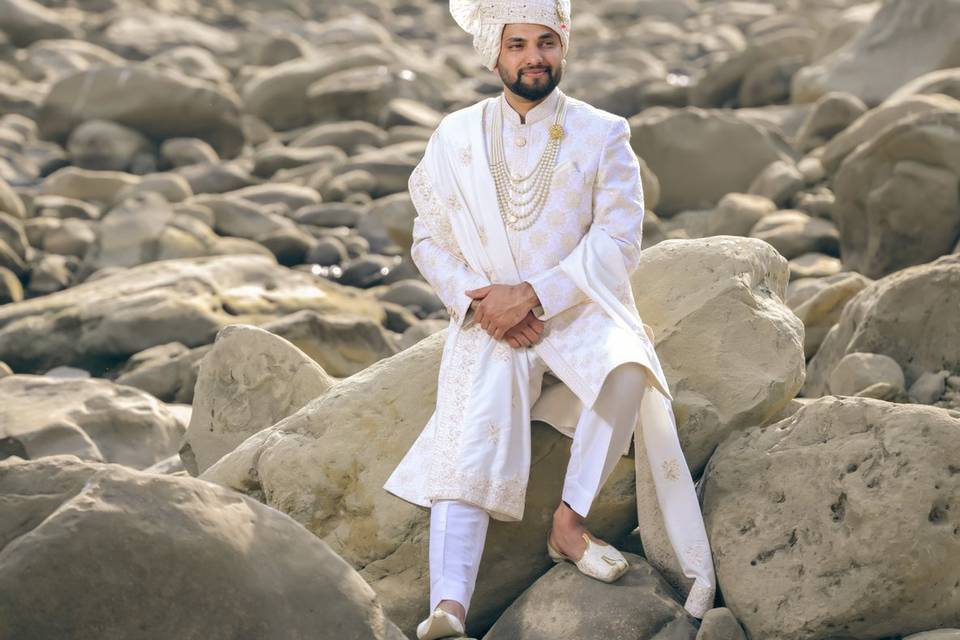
[0,374,182,468]
[37,66,245,158]
[886,67,960,104]
[82,191,209,271]
[100,10,239,58]
[116,310,400,404]
[792,0,960,106]
[821,94,960,176]
[701,396,960,640]
[748,210,840,261]
[629,107,795,215]
[483,553,699,640]
[0,0,78,47]
[0,175,26,219]
[690,28,815,109]
[803,254,960,398]
[832,110,960,279]
[787,271,872,360]
[794,91,868,153]
[0,254,384,375]
[630,236,806,474]
[183,324,336,475]
[242,48,395,131]
[199,330,641,638]
[40,166,141,207]
[0,456,405,640]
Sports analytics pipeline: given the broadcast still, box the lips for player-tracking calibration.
[525,69,547,77]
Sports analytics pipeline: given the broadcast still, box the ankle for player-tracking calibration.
[553,500,586,528]
[437,599,466,624]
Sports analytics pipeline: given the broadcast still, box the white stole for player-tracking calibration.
[426,98,717,618]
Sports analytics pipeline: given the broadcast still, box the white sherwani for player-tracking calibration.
[383,87,716,617]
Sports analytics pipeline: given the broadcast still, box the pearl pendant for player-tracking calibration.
[515,136,526,147]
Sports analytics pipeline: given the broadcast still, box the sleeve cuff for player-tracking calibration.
[448,273,488,327]
[525,264,586,321]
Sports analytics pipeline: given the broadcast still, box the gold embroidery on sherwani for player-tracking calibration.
[685,579,716,617]
[428,325,481,491]
[409,163,458,257]
[458,144,472,166]
[661,457,682,481]
[439,469,526,519]
[426,326,528,519]
[446,193,462,212]
[683,540,707,566]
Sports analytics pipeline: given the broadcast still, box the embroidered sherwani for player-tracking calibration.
[383,86,716,617]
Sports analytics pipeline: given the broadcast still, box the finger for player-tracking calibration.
[521,325,539,343]
[507,337,520,348]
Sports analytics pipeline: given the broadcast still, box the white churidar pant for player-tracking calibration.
[428,345,648,615]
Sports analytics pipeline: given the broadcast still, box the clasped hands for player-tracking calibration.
[464,283,545,348]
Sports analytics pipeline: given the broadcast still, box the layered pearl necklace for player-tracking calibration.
[489,92,568,231]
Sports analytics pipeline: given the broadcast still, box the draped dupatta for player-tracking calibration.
[417,98,717,618]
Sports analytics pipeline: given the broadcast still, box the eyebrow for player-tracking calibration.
[505,32,557,43]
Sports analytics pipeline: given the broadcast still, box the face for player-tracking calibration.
[495,22,564,101]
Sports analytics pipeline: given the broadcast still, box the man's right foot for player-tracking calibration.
[416,606,466,640]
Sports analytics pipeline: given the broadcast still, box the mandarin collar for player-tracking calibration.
[499,86,563,127]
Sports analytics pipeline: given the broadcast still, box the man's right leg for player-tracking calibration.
[429,499,490,624]
[427,346,549,624]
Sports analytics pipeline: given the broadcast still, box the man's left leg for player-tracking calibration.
[549,362,648,561]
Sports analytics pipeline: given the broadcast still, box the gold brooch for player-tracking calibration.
[549,123,565,140]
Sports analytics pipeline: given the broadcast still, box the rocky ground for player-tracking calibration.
[1,0,959,638]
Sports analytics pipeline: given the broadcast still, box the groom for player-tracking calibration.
[383,1,716,637]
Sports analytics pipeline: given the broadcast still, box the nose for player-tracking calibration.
[522,48,545,69]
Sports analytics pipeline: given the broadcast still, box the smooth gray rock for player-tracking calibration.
[38,66,244,158]
[0,374,183,468]
[483,553,698,640]
[0,456,405,640]
[804,254,960,397]
[0,254,383,374]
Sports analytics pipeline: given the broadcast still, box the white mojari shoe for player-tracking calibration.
[547,530,630,583]
[416,607,466,640]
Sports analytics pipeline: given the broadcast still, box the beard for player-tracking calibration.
[498,62,563,101]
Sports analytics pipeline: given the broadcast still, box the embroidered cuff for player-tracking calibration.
[449,272,488,327]
[526,264,588,321]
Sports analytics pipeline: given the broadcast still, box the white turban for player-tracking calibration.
[450,0,572,71]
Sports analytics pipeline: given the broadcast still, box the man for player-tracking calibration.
[383,1,716,638]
